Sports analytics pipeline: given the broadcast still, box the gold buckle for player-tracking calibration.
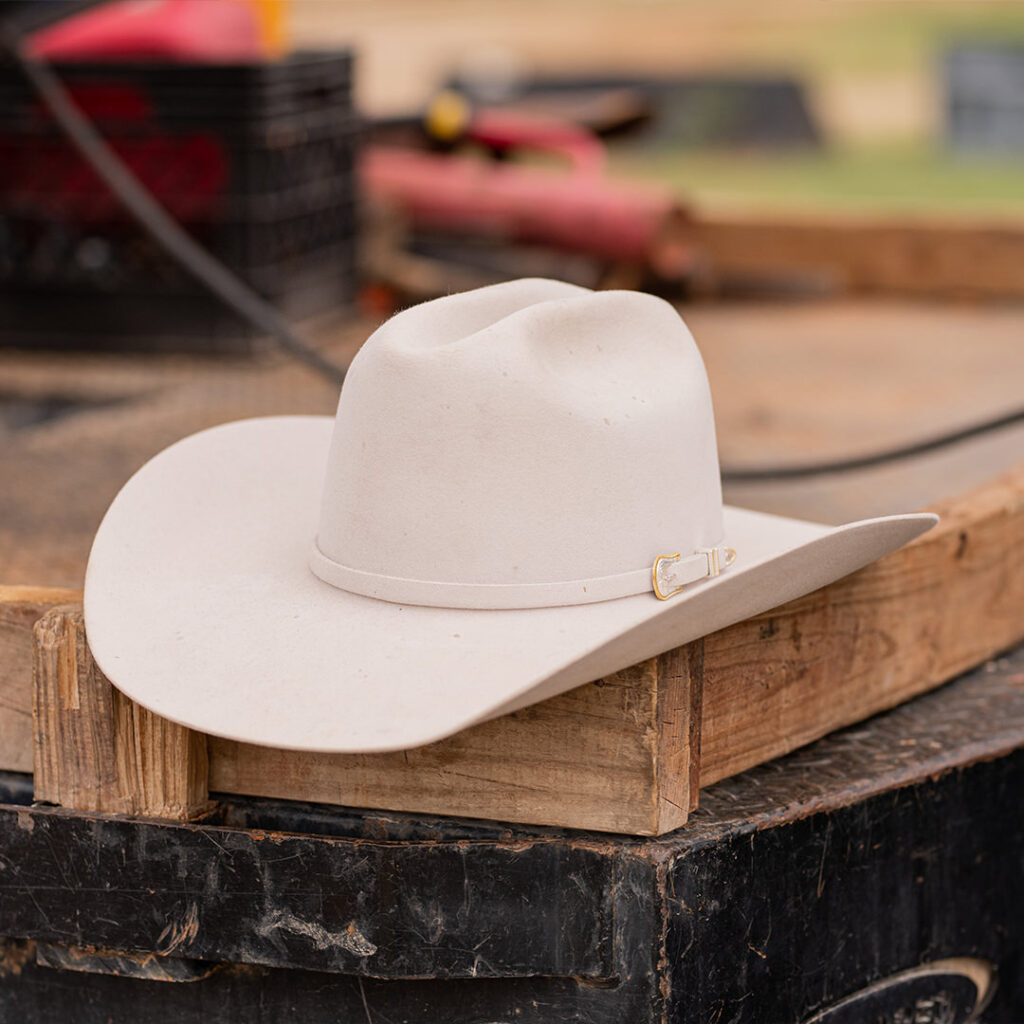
[654,547,737,601]
[701,547,738,577]
[652,552,683,601]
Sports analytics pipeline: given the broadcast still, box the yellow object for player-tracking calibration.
[237,0,289,57]
[425,90,473,143]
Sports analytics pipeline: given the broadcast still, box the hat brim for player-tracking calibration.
[84,416,937,752]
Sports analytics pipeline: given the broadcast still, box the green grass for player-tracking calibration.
[611,142,1024,215]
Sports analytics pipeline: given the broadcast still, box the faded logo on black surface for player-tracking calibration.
[803,958,995,1024]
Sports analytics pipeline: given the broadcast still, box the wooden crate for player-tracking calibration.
[0,645,1021,1021]
[5,463,1023,835]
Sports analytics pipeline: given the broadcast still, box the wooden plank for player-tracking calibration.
[655,639,703,823]
[694,212,1024,298]
[33,606,208,818]
[0,586,81,773]
[211,652,693,836]
[209,463,1024,833]
[665,656,1024,1024]
[700,462,1024,785]
[16,598,694,834]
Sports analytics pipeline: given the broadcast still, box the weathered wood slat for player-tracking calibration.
[210,650,694,836]
[694,213,1024,298]
[33,607,208,819]
[208,464,1024,831]
[0,586,81,773]
[700,462,1024,785]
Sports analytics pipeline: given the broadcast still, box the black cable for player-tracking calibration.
[3,30,348,386]
[721,406,1024,482]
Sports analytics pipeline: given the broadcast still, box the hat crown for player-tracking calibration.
[315,279,723,596]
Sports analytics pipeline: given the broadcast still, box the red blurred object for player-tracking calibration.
[468,109,607,177]
[363,109,693,281]
[0,83,227,224]
[29,0,264,62]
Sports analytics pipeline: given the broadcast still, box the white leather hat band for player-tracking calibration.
[309,542,736,610]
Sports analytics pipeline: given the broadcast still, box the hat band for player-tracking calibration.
[309,542,735,610]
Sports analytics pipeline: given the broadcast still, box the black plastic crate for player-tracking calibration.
[0,50,354,122]
[0,242,358,353]
[0,194,359,288]
[0,136,360,278]
[0,50,360,350]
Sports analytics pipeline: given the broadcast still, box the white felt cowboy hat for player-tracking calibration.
[84,279,937,752]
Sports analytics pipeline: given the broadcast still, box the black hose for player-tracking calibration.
[721,407,1024,482]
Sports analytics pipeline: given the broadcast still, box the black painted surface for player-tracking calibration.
[0,647,1022,1022]
[805,962,993,1024]
[666,753,1024,1021]
[0,940,657,1024]
[0,805,623,980]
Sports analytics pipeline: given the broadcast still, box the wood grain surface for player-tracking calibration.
[10,463,1020,833]
[701,462,1024,786]
[33,607,208,819]
[694,212,1024,299]
[207,463,1024,831]
[0,586,81,773]
[209,654,687,835]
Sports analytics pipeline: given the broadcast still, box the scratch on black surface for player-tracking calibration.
[156,901,199,954]
[255,909,378,958]
[357,976,374,1023]
[816,821,831,899]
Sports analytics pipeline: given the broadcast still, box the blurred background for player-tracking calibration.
[313,0,1024,211]
[2,0,1023,587]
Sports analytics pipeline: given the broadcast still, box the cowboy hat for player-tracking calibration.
[84,279,937,752]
